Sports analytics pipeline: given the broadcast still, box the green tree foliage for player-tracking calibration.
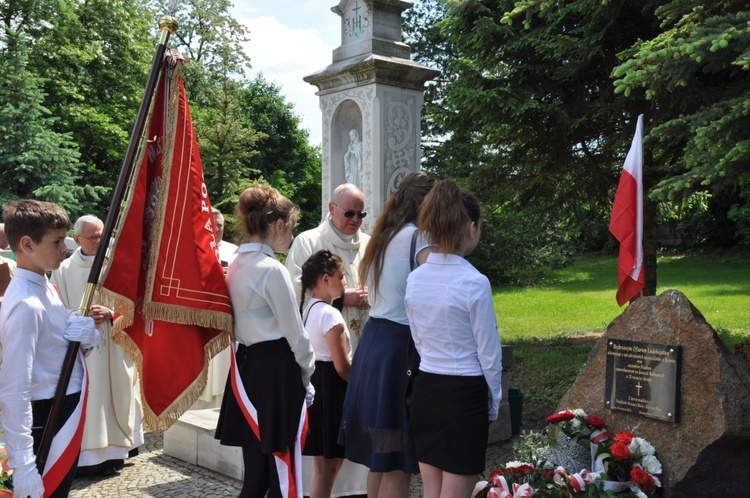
[240,75,322,231]
[405,0,749,283]
[162,0,252,106]
[0,27,104,215]
[612,1,750,246]
[9,0,157,209]
[193,79,266,209]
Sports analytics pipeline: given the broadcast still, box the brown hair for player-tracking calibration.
[3,199,70,251]
[418,179,481,254]
[358,171,437,295]
[299,249,344,314]
[237,183,298,239]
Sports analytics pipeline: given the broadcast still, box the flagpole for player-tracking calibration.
[36,15,179,475]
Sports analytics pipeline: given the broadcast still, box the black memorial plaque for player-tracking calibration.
[604,339,681,422]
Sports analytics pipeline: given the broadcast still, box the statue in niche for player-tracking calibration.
[344,129,363,187]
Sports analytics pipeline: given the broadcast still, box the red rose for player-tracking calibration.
[546,410,575,424]
[631,467,657,492]
[614,430,634,445]
[540,469,555,480]
[610,441,631,460]
[631,466,649,485]
[586,415,606,429]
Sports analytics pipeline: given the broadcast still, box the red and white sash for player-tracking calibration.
[42,351,89,497]
[229,344,308,498]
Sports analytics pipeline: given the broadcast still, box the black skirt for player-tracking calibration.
[303,361,347,458]
[215,339,306,454]
[409,371,489,475]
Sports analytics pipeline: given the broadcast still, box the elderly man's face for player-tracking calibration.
[329,189,366,237]
[213,213,225,241]
[74,221,103,256]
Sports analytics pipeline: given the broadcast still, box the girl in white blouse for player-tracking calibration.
[299,250,351,498]
[215,184,316,498]
[404,180,503,498]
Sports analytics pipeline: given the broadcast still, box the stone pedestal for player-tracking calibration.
[305,0,439,230]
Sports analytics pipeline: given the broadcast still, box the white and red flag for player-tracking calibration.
[98,51,233,432]
[609,114,645,307]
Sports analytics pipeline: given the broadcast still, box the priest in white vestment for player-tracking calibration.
[51,215,144,475]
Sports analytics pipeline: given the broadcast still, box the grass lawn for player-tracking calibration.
[497,253,750,423]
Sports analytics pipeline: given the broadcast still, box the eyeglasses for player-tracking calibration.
[332,202,367,219]
[78,234,103,241]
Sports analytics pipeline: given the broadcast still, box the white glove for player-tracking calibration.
[65,313,100,350]
[305,383,315,407]
[12,462,44,498]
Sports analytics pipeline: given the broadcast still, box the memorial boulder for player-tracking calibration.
[557,290,750,497]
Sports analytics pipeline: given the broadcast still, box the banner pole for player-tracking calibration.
[36,16,178,475]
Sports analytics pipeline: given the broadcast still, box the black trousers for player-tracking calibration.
[31,391,81,498]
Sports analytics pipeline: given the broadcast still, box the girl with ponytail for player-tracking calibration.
[404,180,503,498]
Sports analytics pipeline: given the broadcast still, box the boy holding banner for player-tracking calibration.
[0,200,99,498]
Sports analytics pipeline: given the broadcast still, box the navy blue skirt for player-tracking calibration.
[338,317,420,473]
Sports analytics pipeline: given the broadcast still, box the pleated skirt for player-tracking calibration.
[215,339,306,454]
[303,361,347,458]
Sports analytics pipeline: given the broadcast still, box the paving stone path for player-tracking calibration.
[69,431,519,497]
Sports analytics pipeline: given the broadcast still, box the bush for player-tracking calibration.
[468,206,577,285]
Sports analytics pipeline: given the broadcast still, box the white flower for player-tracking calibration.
[629,485,648,498]
[571,418,582,429]
[573,408,587,417]
[629,437,655,456]
[504,461,532,469]
[640,455,662,475]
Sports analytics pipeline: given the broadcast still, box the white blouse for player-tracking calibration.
[303,298,351,362]
[405,252,503,420]
[226,243,315,385]
[367,223,429,325]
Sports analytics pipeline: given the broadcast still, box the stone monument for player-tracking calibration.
[557,290,750,496]
[304,0,439,231]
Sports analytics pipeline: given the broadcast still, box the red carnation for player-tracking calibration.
[546,410,575,424]
[489,468,504,478]
[508,464,534,477]
[610,441,631,460]
[586,415,606,429]
[614,430,634,445]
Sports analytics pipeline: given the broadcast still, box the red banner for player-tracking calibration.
[99,52,232,432]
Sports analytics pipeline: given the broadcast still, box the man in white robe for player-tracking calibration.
[286,183,371,496]
[50,215,143,476]
[194,208,236,408]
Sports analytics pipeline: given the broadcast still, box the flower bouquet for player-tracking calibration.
[472,462,600,498]
[593,430,662,497]
[542,409,609,474]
